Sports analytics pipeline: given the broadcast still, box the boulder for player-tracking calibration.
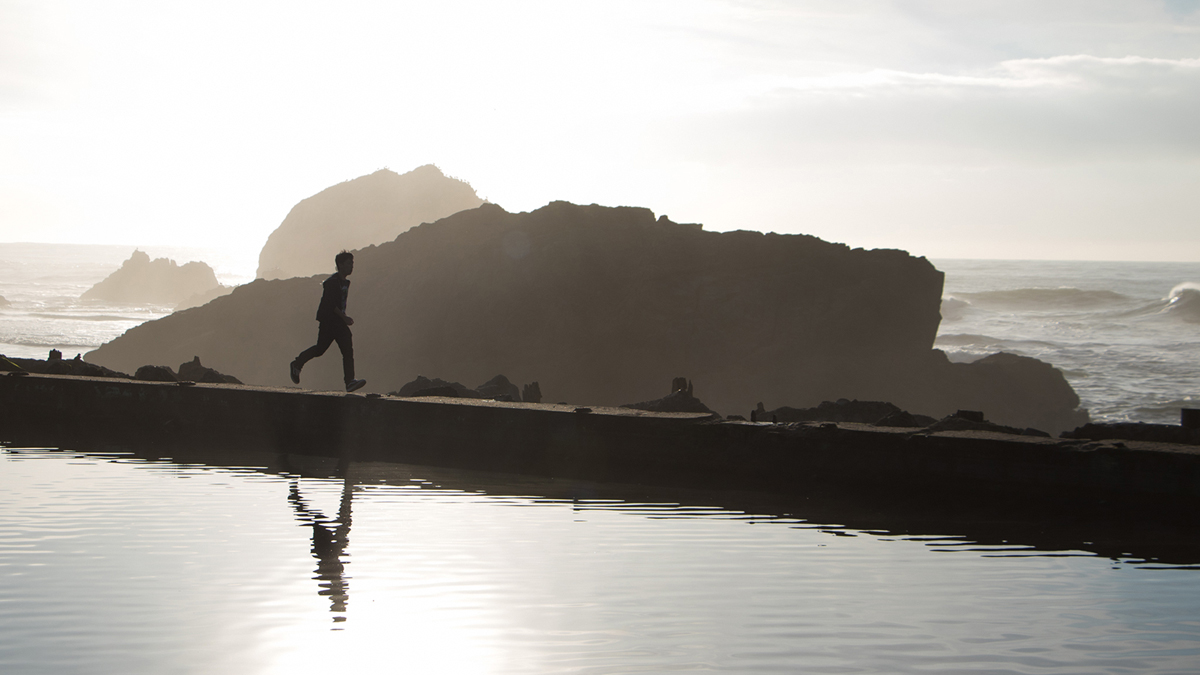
[522,381,543,404]
[623,389,714,414]
[391,375,480,398]
[134,365,178,382]
[477,375,521,402]
[624,379,714,414]
[768,399,910,425]
[177,356,242,384]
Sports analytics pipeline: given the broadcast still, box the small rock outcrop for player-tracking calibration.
[924,410,1049,437]
[522,382,542,404]
[477,375,521,402]
[256,165,485,280]
[391,376,480,398]
[1,351,131,378]
[177,356,242,384]
[0,295,10,308]
[81,250,223,306]
[766,399,924,425]
[1063,422,1200,446]
[624,380,714,414]
[135,365,178,382]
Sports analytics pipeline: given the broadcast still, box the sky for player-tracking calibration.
[2,0,1198,264]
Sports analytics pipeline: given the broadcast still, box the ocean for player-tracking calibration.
[2,243,1196,424]
[4,244,1200,674]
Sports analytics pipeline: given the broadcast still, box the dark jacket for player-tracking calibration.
[316,274,350,323]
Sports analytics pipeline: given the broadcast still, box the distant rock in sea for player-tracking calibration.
[0,295,10,308]
[87,200,1090,434]
[81,250,224,306]
[256,165,485,280]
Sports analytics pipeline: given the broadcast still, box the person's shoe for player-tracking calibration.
[346,379,366,392]
[289,361,301,384]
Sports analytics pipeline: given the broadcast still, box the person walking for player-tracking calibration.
[290,251,366,392]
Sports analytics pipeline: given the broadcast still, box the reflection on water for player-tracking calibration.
[3,445,1200,674]
[288,477,353,623]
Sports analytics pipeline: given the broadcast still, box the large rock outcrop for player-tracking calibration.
[88,201,1088,433]
[256,165,485,280]
[81,250,223,306]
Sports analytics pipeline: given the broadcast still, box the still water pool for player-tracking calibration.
[2,446,1200,674]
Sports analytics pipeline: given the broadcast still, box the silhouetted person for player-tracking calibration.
[290,251,366,392]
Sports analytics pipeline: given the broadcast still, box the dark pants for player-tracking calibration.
[295,320,354,383]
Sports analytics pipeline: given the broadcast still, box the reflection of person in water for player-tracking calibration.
[290,251,367,392]
[288,477,354,622]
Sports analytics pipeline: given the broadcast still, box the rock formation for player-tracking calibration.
[623,381,715,414]
[178,356,242,384]
[81,250,223,306]
[86,200,1090,433]
[476,375,521,401]
[1,350,131,379]
[767,399,935,426]
[135,364,179,382]
[256,165,485,280]
[391,376,481,398]
[0,295,10,308]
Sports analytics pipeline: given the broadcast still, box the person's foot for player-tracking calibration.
[346,379,366,392]
[289,361,301,384]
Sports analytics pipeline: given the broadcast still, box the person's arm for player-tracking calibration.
[334,306,353,326]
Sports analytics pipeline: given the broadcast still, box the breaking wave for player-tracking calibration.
[1117,282,1200,322]
[953,287,1130,310]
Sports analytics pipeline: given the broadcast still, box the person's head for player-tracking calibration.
[335,251,354,276]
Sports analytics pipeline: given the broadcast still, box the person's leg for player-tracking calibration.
[295,322,335,368]
[331,322,355,384]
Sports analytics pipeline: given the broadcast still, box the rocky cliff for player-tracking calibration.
[81,250,222,306]
[88,201,1088,433]
[256,165,484,279]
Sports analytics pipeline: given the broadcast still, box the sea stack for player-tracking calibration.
[81,250,222,306]
[256,165,485,280]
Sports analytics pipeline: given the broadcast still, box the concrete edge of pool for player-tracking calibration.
[3,372,1200,508]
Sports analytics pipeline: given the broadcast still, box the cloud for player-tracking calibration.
[664,55,1200,166]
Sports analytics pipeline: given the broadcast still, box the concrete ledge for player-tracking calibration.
[4,373,1200,506]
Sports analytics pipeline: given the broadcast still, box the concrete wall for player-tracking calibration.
[3,373,1199,506]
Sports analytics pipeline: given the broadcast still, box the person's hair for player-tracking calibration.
[335,251,354,267]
